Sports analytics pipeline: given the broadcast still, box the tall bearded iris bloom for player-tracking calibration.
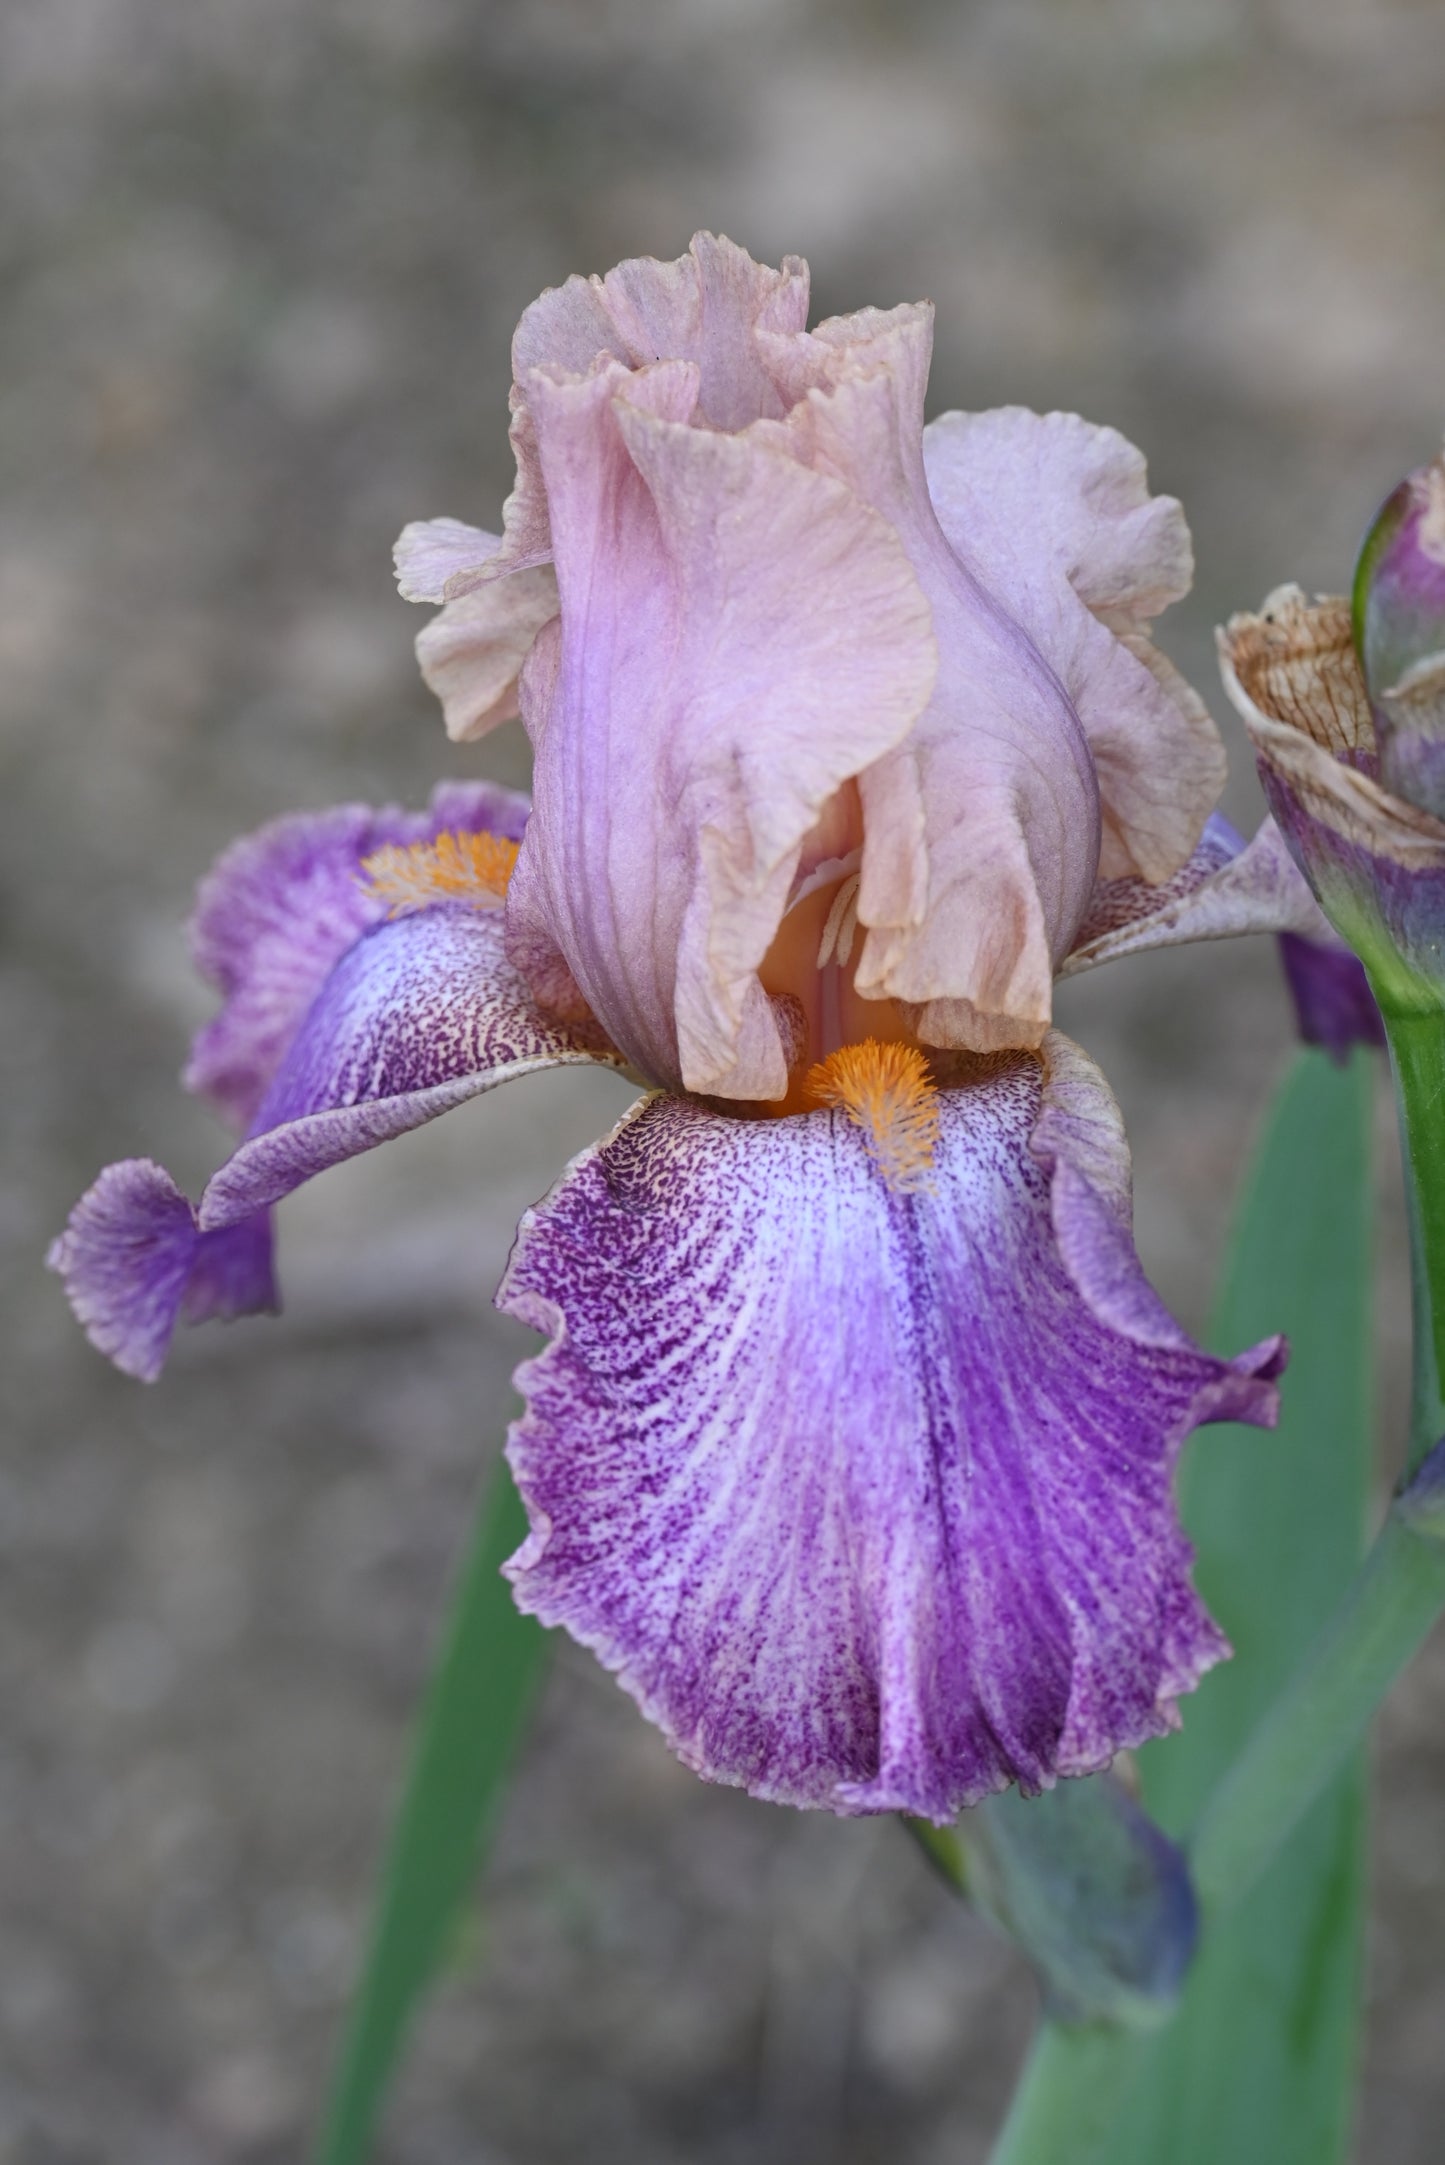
[55,237,1360,1822]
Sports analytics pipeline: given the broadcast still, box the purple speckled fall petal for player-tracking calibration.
[1063,813,1332,971]
[499,1033,1283,1821]
[200,908,620,1227]
[1063,808,1382,1056]
[52,817,621,1380]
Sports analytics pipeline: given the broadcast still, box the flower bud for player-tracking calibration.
[1354,450,1445,818]
[960,1773,1197,2029]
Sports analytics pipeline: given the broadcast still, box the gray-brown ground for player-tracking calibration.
[5,0,1445,2157]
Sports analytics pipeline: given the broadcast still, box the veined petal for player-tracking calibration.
[499,1034,1283,1821]
[415,566,560,743]
[393,518,502,604]
[921,407,1223,883]
[1061,812,1333,975]
[507,357,937,1097]
[753,306,1102,1051]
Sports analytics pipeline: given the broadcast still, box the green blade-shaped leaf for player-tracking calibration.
[316,1456,552,2165]
[1111,1046,1375,2164]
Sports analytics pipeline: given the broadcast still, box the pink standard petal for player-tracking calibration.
[393,518,502,604]
[921,406,1224,883]
[765,307,1102,1048]
[507,355,937,1097]
[500,1033,1283,1821]
[415,567,560,743]
[514,231,811,431]
[399,235,814,740]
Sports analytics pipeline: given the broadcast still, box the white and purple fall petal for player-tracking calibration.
[500,1036,1283,1821]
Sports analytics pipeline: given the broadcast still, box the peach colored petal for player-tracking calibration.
[393,516,500,603]
[922,407,1223,883]
[415,564,559,743]
[514,231,810,428]
[762,308,1100,1050]
[506,356,937,1096]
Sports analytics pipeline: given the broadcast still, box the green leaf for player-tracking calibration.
[315,1456,552,2165]
[1111,1046,1375,2165]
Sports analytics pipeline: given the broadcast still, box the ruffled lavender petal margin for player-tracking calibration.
[499,1033,1284,1822]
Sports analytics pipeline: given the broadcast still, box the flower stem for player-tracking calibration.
[1384,1005,1445,1465]
[987,2022,1147,2165]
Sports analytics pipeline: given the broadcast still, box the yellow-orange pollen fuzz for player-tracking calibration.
[361,830,519,916]
[805,1039,940,1194]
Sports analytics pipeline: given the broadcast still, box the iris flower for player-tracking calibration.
[53,237,1364,1821]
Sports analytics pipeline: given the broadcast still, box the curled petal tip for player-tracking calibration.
[48,1160,276,1382]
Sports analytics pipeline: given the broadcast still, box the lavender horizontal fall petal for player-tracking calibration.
[51,787,621,1380]
[1062,807,1382,1057]
[500,1035,1283,1821]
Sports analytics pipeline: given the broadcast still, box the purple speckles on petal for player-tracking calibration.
[499,1033,1283,1821]
[201,910,620,1228]
[53,859,622,1380]
[186,779,531,1132]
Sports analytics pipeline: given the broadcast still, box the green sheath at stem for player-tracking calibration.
[989,2023,1146,2165]
[1385,1007,1445,1464]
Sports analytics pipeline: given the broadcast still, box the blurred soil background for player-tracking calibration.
[4,0,1445,2158]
